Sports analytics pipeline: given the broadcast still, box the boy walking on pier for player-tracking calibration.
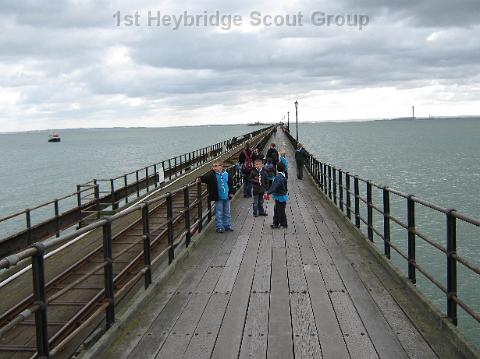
[199,160,234,233]
[249,158,269,217]
[268,162,288,228]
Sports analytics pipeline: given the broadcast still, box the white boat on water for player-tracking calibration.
[48,132,61,142]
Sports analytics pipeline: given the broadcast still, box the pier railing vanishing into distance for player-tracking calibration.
[1,124,479,358]
[0,126,270,258]
[283,128,480,340]
[0,126,274,358]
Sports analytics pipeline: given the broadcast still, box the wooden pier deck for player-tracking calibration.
[87,131,466,359]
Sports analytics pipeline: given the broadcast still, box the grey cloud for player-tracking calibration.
[1,0,479,130]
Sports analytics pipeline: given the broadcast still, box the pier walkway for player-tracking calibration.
[88,131,463,359]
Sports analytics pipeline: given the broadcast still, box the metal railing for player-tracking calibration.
[284,128,480,329]
[0,126,274,357]
[0,126,272,257]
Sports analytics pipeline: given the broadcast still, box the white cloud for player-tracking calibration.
[0,0,479,132]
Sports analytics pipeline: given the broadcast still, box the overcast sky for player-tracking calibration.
[1,0,479,132]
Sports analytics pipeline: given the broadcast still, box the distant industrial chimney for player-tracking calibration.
[412,106,415,120]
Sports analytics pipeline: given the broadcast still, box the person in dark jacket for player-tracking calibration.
[294,143,307,180]
[249,158,269,217]
[239,142,254,198]
[199,160,234,233]
[266,143,279,165]
[268,162,288,228]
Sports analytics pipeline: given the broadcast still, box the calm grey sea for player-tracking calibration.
[0,120,479,346]
[0,124,255,233]
[290,118,480,346]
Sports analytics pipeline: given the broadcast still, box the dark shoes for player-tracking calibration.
[216,228,224,233]
[270,224,288,229]
[254,213,267,218]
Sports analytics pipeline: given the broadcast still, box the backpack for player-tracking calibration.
[242,150,254,172]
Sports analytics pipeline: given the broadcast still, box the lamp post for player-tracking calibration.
[287,111,290,132]
[294,100,299,142]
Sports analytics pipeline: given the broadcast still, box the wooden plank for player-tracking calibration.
[299,244,317,265]
[182,293,230,359]
[267,247,293,359]
[251,264,271,294]
[215,235,249,293]
[211,217,263,359]
[290,292,323,359]
[330,291,379,359]
[287,264,308,293]
[256,235,272,265]
[194,267,223,294]
[126,292,191,358]
[328,245,408,359]
[304,264,350,359]
[239,293,270,359]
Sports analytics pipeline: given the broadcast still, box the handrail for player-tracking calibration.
[0,125,273,257]
[0,125,275,357]
[283,126,480,336]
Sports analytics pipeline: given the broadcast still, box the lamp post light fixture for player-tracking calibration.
[294,100,299,142]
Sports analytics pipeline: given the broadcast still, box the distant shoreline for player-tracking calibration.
[1,116,479,134]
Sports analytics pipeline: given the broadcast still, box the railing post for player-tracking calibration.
[136,170,140,197]
[339,170,344,212]
[354,176,360,228]
[367,181,373,242]
[95,183,100,219]
[407,195,416,284]
[328,165,332,199]
[383,187,391,259]
[346,172,351,220]
[166,193,174,264]
[102,219,115,328]
[207,198,212,222]
[154,164,158,188]
[446,209,457,325]
[323,164,327,195]
[184,187,191,247]
[110,179,117,210]
[76,185,82,208]
[76,185,82,227]
[26,209,32,244]
[141,203,152,288]
[320,162,324,190]
[168,159,172,180]
[31,243,49,357]
[332,167,337,205]
[54,199,60,238]
[123,175,129,204]
[145,167,149,192]
[197,181,203,233]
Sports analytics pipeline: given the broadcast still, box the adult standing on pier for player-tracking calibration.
[239,142,254,197]
[266,143,279,165]
[295,143,307,180]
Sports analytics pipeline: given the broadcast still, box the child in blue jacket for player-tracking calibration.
[268,162,288,228]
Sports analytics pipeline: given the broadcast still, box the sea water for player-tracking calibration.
[290,118,480,347]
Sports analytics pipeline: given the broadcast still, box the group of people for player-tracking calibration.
[239,142,289,228]
[199,138,307,233]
